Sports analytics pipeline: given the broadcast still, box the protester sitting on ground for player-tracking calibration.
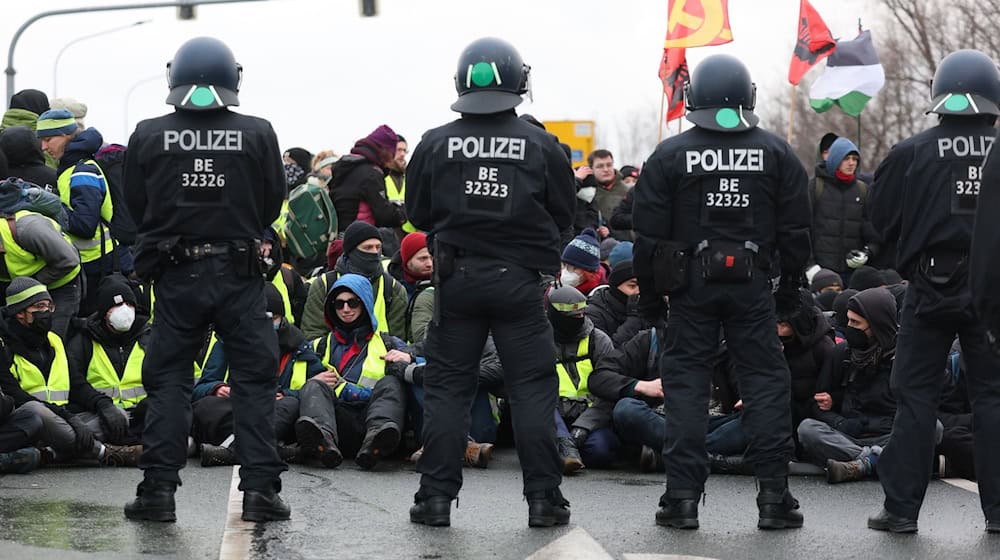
[935,341,975,480]
[778,290,836,432]
[298,274,411,470]
[559,228,606,295]
[192,285,326,467]
[0,387,43,474]
[301,222,407,340]
[387,231,433,298]
[546,287,617,474]
[0,125,57,190]
[0,277,139,466]
[66,275,151,448]
[798,288,899,484]
[329,125,406,234]
[830,289,859,341]
[585,260,645,348]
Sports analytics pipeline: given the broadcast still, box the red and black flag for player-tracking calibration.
[659,47,689,122]
[788,0,836,85]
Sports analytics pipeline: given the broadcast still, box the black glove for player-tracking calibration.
[638,293,667,324]
[385,360,409,380]
[626,294,641,317]
[67,415,96,455]
[97,401,129,443]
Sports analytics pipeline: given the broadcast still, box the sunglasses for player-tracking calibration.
[332,297,362,310]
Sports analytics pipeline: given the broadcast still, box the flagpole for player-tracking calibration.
[658,91,666,143]
[786,85,797,144]
[857,113,862,150]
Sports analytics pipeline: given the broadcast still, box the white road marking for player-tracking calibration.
[943,478,979,494]
[526,527,613,560]
[219,466,254,560]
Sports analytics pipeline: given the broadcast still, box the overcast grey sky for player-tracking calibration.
[3,0,875,161]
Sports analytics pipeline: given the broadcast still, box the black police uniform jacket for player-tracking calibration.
[404,111,576,274]
[871,116,995,278]
[632,126,812,299]
[123,108,285,247]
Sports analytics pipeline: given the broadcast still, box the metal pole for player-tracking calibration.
[53,20,150,97]
[123,74,162,139]
[6,0,269,107]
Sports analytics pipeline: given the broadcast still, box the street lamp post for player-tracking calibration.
[6,0,270,107]
[53,19,151,97]
[123,73,162,139]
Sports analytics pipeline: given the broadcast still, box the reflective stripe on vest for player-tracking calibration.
[321,272,390,336]
[0,210,80,289]
[273,199,289,243]
[11,331,70,405]
[384,175,405,203]
[556,337,593,400]
[271,269,295,324]
[88,340,146,408]
[315,331,387,397]
[57,160,114,263]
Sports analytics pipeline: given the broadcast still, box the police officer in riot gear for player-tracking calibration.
[122,37,289,522]
[632,54,811,530]
[870,49,1000,534]
[404,37,576,528]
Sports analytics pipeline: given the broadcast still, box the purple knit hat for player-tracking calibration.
[362,124,398,154]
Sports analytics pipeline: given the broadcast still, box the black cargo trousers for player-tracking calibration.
[416,253,562,498]
[139,247,286,492]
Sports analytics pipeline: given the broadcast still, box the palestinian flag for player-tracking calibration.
[809,30,885,116]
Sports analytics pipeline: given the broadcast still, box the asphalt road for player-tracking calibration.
[0,450,996,560]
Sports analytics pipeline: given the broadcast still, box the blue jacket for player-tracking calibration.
[57,128,107,241]
[192,334,327,401]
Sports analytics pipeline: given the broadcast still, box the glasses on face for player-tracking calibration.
[332,297,362,310]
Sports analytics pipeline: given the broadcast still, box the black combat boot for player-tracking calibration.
[639,446,664,473]
[410,487,453,527]
[200,444,237,467]
[526,487,571,527]
[242,489,291,522]
[356,421,400,470]
[655,489,700,529]
[295,416,343,468]
[557,436,584,474]
[756,477,803,530]
[124,479,177,522]
[867,508,917,533]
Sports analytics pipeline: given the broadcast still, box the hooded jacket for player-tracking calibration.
[329,152,405,232]
[0,126,57,190]
[808,161,878,273]
[313,274,407,386]
[814,287,897,437]
[57,128,109,243]
[585,286,644,348]
[300,258,408,341]
[780,292,836,404]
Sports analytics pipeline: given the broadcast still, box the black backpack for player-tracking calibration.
[95,147,137,246]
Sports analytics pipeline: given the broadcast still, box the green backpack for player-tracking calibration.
[284,182,337,259]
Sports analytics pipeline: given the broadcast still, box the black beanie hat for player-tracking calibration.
[342,221,381,255]
[96,275,137,316]
[264,284,284,318]
[284,147,312,173]
[832,289,859,329]
[815,289,838,312]
[810,268,842,292]
[608,260,635,288]
[849,266,885,291]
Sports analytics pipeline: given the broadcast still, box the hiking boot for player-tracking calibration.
[124,479,177,522]
[655,490,700,529]
[639,446,664,473]
[757,477,803,530]
[557,436,584,475]
[526,487,571,527]
[410,488,452,527]
[356,421,401,470]
[242,490,291,522]
[0,447,41,474]
[295,416,343,468]
[102,444,142,468]
[464,441,494,469]
[709,453,753,475]
[200,444,237,467]
[826,456,873,484]
[867,507,918,533]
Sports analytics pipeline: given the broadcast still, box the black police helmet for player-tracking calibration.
[452,37,531,115]
[166,37,242,111]
[684,54,759,133]
[928,49,1000,116]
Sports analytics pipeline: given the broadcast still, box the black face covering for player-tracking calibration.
[28,310,53,334]
[347,249,382,279]
[844,326,871,349]
[550,314,584,342]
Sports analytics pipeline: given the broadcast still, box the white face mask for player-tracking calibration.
[576,186,597,203]
[107,304,136,333]
[561,267,581,288]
